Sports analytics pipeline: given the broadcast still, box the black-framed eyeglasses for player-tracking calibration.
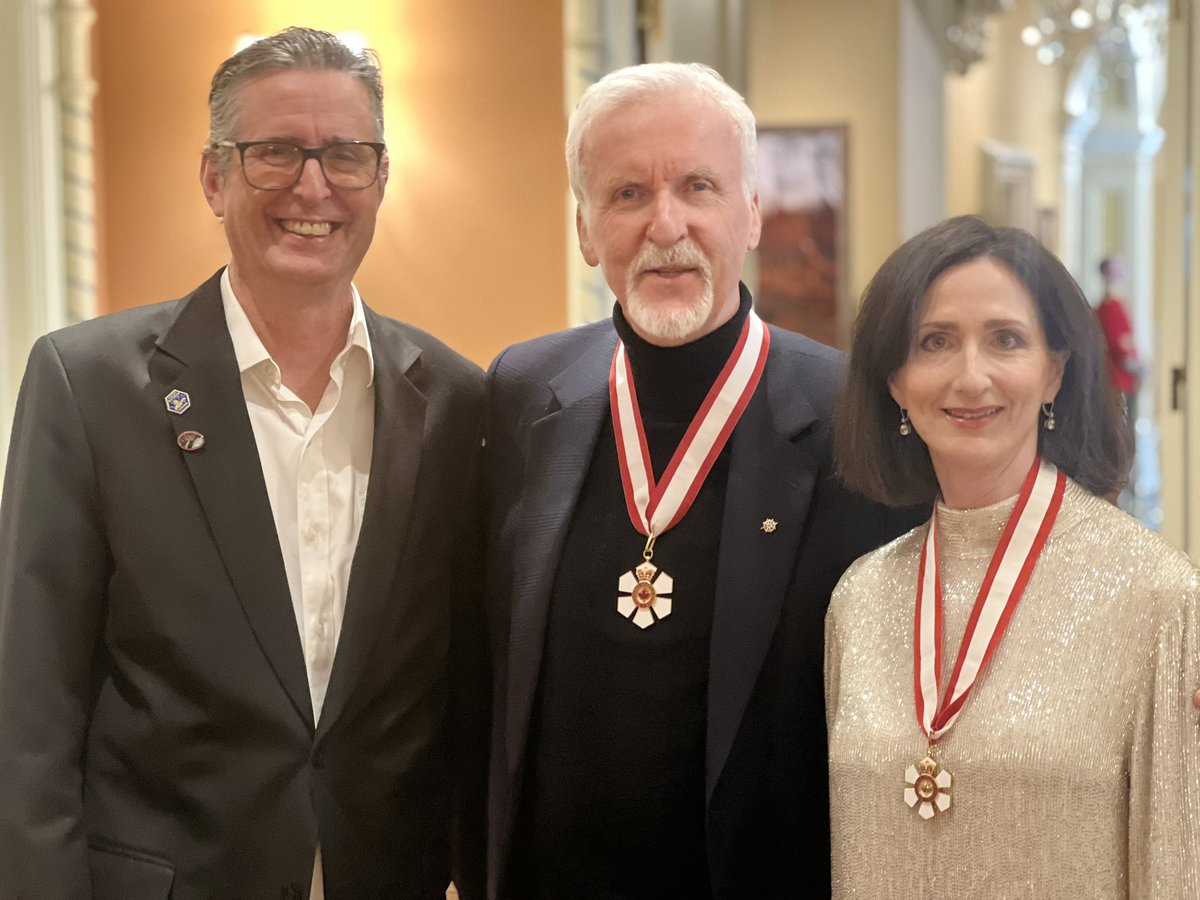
[217,140,385,191]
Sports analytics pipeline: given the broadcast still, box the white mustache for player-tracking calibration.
[632,240,711,276]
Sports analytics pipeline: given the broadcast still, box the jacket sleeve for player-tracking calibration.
[0,335,110,895]
[1128,562,1200,895]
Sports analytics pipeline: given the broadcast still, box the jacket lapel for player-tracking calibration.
[151,271,313,729]
[504,331,616,779]
[318,310,425,732]
[706,339,820,801]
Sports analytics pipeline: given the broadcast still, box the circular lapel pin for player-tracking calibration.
[177,430,206,452]
[164,389,191,415]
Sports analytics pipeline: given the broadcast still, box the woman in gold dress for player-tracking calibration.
[826,216,1199,896]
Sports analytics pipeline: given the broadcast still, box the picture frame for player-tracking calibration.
[752,125,849,349]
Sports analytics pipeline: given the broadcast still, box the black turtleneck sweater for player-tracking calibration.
[510,294,752,899]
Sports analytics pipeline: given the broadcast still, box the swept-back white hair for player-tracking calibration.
[566,62,757,209]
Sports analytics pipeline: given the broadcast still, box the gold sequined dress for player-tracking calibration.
[825,478,1200,897]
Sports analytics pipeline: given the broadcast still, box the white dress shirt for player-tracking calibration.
[221,269,375,897]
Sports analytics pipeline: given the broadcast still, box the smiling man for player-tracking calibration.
[481,63,922,898]
[0,28,485,898]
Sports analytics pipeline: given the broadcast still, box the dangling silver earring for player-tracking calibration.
[899,408,912,437]
[1041,401,1056,431]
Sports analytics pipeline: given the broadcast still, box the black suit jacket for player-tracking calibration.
[481,317,922,898]
[0,271,487,898]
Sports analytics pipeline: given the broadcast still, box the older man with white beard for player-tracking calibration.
[479,62,922,898]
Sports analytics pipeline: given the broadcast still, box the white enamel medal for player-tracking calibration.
[904,749,953,819]
[616,555,674,629]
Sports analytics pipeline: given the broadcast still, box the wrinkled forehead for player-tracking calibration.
[590,86,732,139]
[581,88,741,178]
[228,68,380,138]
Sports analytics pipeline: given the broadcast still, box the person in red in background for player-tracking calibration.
[1097,260,1200,728]
[1096,255,1143,425]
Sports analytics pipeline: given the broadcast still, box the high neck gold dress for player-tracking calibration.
[825,478,1200,897]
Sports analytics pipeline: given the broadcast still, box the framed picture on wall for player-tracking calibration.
[753,125,848,349]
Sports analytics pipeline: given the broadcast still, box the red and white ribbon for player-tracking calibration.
[914,457,1066,741]
[610,311,770,539]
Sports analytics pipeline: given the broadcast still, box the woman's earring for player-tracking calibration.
[1041,401,1056,431]
[899,408,912,437]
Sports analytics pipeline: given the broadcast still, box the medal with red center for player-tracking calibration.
[906,457,1065,819]
[632,573,655,606]
[904,748,952,820]
[610,311,769,629]
[616,536,674,629]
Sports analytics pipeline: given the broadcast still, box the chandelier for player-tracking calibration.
[914,0,1015,74]
[1021,1,1166,66]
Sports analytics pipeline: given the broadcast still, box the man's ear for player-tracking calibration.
[199,153,225,218]
[747,192,762,251]
[577,207,599,267]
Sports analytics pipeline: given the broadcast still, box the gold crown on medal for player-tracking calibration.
[635,564,656,583]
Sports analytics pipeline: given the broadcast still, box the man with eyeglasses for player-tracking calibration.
[0,27,486,899]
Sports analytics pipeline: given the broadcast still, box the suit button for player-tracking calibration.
[313,746,327,769]
[282,880,303,899]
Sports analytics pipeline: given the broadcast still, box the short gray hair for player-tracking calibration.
[566,62,757,209]
[204,27,384,167]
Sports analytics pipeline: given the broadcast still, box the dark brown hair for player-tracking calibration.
[835,216,1132,507]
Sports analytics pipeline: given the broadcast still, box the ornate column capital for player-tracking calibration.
[915,0,1014,74]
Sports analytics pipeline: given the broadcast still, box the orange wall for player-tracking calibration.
[93,0,567,367]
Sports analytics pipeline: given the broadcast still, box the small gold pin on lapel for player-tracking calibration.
[761,518,778,534]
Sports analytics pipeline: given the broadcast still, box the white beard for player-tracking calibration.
[623,240,714,344]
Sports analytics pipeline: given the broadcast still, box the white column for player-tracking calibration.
[563,0,637,325]
[0,0,70,487]
[899,0,946,240]
[55,0,97,324]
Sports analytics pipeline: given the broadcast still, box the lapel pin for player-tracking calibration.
[164,389,191,415]
[177,430,206,452]
[761,518,779,534]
